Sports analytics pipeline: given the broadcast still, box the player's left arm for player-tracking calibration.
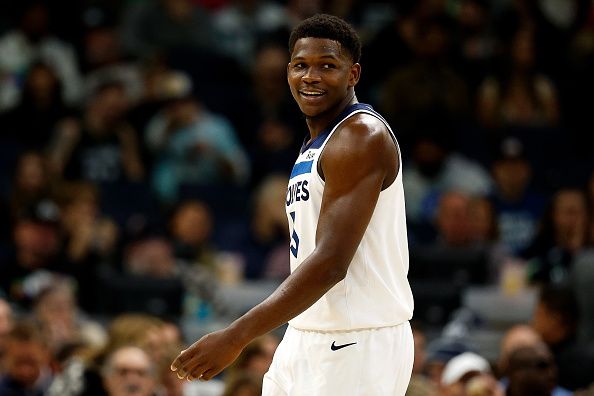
[171,114,397,381]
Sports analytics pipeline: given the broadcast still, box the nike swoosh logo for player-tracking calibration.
[331,341,357,351]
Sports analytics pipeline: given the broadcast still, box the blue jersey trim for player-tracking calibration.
[299,103,378,153]
[289,160,314,180]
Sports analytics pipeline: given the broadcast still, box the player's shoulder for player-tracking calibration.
[331,111,392,152]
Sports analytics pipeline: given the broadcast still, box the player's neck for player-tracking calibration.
[305,93,358,139]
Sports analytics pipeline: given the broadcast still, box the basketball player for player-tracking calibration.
[172,14,414,395]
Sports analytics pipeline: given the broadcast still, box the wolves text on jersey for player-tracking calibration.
[286,180,310,206]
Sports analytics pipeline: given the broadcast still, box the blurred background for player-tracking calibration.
[0,0,594,395]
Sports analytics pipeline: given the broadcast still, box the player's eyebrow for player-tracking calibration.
[291,54,340,61]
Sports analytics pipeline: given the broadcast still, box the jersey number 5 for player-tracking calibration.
[289,211,299,258]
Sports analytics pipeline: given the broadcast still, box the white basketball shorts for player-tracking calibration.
[262,322,414,396]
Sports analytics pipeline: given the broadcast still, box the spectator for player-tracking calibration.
[102,346,156,396]
[454,0,498,93]
[0,200,63,306]
[434,191,474,247]
[0,320,53,396]
[239,43,301,185]
[531,285,594,390]
[236,174,289,280]
[50,313,168,396]
[379,13,470,143]
[145,81,249,203]
[169,199,216,268]
[124,235,177,279]
[3,151,55,229]
[497,324,542,377]
[49,80,145,183]
[505,344,559,396]
[0,1,83,110]
[0,61,77,151]
[0,151,51,248]
[212,0,289,69]
[81,22,143,103]
[56,182,119,309]
[439,352,492,396]
[488,137,546,256]
[402,118,492,233]
[497,324,572,396]
[31,275,107,356]
[120,0,215,59]
[523,188,590,284]
[476,26,560,130]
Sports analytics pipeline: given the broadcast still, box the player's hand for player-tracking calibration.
[170,328,244,381]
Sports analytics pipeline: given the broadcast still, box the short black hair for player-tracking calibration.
[289,14,361,63]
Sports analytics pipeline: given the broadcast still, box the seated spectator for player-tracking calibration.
[144,78,250,202]
[124,235,177,279]
[488,137,546,256]
[1,151,56,242]
[119,0,215,59]
[439,352,493,396]
[0,1,83,110]
[50,313,170,396]
[81,22,143,103]
[497,324,572,396]
[424,336,474,389]
[531,285,594,391]
[102,346,156,396]
[505,344,560,396]
[378,13,470,140]
[31,274,107,357]
[48,80,145,183]
[476,26,559,130]
[522,188,590,285]
[434,191,473,248]
[0,200,63,306]
[236,174,289,280]
[0,320,53,396]
[169,200,217,268]
[497,324,543,378]
[212,1,289,69]
[56,182,119,309]
[403,120,492,235]
[0,61,77,152]
[0,297,13,364]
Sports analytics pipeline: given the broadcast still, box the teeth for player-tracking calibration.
[301,91,323,96]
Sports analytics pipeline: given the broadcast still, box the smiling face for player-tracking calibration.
[287,37,360,123]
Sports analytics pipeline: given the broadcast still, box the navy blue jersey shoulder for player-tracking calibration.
[300,103,391,154]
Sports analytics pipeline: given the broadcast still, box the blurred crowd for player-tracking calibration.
[1,0,594,395]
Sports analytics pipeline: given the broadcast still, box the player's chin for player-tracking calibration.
[298,103,325,118]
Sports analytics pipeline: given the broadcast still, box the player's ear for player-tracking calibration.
[348,63,361,88]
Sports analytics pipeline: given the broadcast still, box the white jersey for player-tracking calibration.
[286,103,414,331]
